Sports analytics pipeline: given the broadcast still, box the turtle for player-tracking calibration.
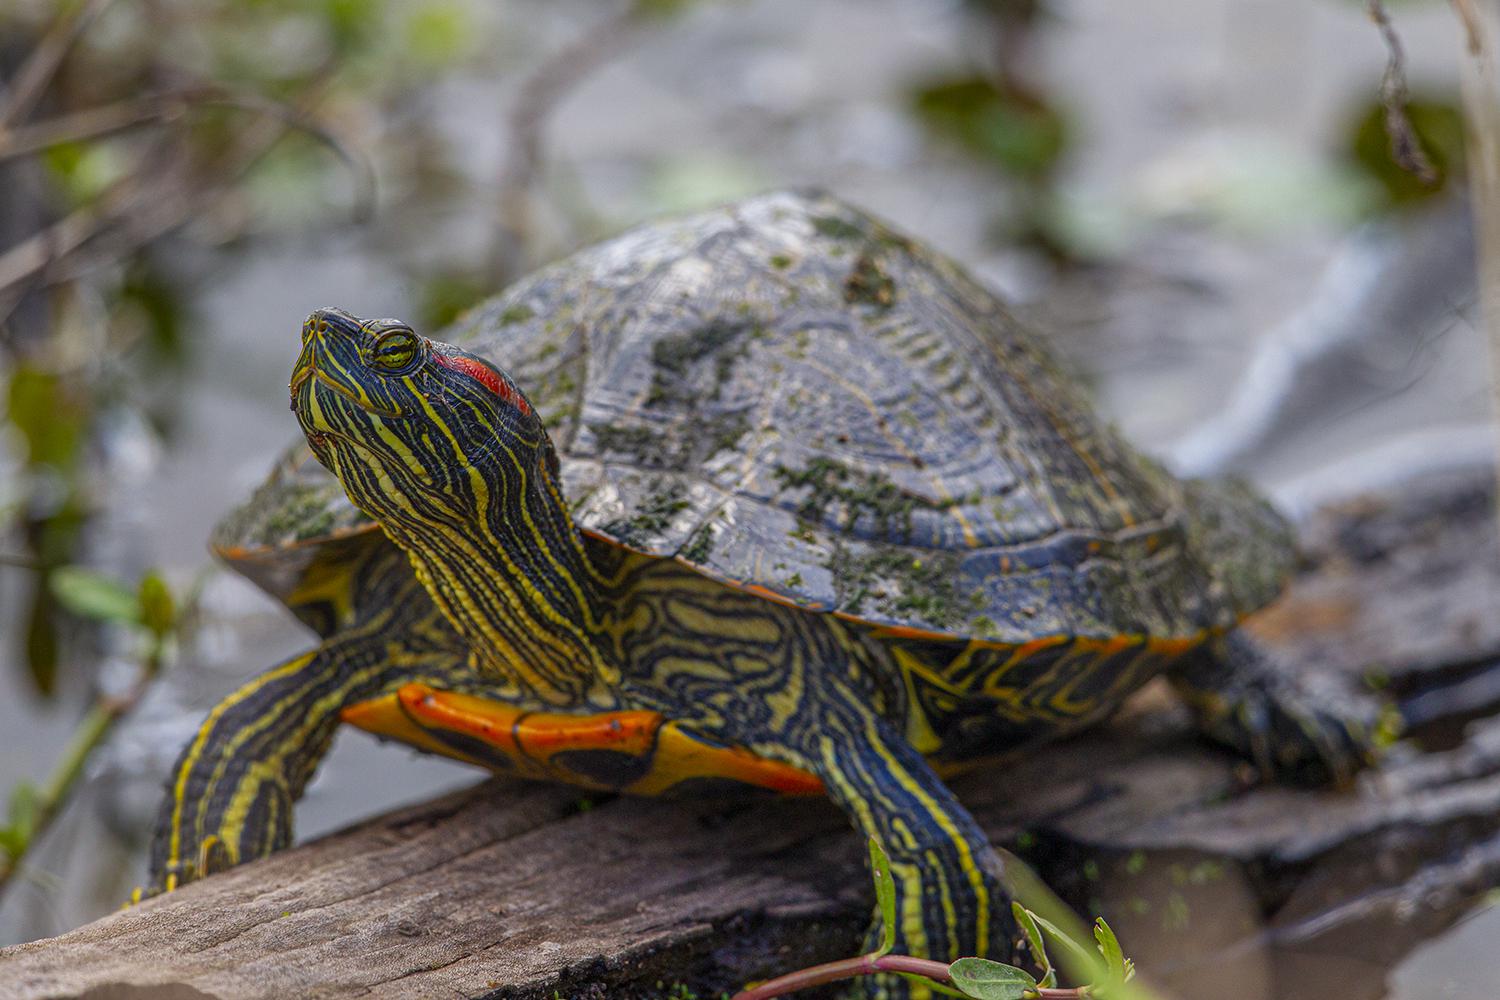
[144,190,1380,998]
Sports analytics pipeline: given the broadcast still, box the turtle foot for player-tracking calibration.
[1173,633,1393,788]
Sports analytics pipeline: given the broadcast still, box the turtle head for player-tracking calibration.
[290,307,611,702]
[290,307,552,523]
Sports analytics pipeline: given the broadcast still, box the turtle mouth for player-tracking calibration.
[289,364,405,422]
[314,369,405,420]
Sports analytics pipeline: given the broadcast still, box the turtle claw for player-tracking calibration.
[1230,672,1384,787]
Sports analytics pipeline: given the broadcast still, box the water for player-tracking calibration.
[0,0,1493,995]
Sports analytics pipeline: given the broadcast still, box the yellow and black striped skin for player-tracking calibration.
[143,542,471,896]
[150,195,1377,1000]
[268,307,1224,997]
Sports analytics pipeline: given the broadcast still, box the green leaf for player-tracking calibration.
[7,364,86,471]
[136,570,176,640]
[117,264,186,366]
[50,567,140,624]
[1013,902,1055,987]
[403,2,472,68]
[898,974,971,998]
[1096,917,1126,983]
[0,781,41,860]
[632,0,698,19]
[9,783,39,836]
[24,585,59,698]
[1024,909,1099,972]
[868,836,897,957]
[910,75,1069,181]
[1346,94,1463,208]
[947,958,1037,999]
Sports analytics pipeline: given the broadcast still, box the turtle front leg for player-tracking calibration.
[801,706,1020,1000]
[139,598,468,899]
[1169,631,1389,787]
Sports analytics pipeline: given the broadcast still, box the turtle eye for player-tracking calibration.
[367,328,422,374]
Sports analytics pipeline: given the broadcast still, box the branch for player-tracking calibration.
[1367,0,1438,184]
[730,953,1094,1000]
[490,4,645,284]
[0,83,373,200]
[1452,0,1485,55]
[0,0,118,129]
[0,668,156,893]
[0,69,369,324]
[1450,0,1500,529]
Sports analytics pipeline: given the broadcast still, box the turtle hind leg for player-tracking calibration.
[139,594,469,899]
[1169,631,1392,787]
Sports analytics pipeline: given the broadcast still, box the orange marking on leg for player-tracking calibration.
[626,723,824,797]
[514,711,660,758]
[340,690,492,766]
[346,683,824,796]
[398,683,528,755]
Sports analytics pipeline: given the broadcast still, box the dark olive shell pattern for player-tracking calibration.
[216,190,1294,644]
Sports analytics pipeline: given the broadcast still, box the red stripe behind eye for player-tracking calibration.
[434,353,530,415]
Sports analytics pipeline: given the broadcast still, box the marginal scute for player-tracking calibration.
[211,442,373,557]
[215,189,1294,645]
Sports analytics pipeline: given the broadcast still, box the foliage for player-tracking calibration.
[909,76,1067,183]
[1346,94,1466,209]
[869,835,898,958]
[0,0,474,697]
[730,838,1155,1000]
[0,565,179,893]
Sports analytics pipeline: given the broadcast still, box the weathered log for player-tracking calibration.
[4,469,1500,1000]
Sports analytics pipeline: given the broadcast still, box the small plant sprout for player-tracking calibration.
[0,567,178,895]
[729,838,1154,1000]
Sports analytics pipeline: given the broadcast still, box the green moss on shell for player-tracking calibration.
[680,523,715,563]
[647,319,755,407]
[811,214,866,241]
[602,487,690,548]
[772,457,956,541]
[221,480,345,548]
[829,543,986,631]
[844,252,896,308]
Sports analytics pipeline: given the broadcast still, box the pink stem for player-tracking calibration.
[731,953,1091,1000]
[731,953,950,1000]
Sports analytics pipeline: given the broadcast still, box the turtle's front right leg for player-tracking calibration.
[791,702,1021,1000]
[139,593,469,898]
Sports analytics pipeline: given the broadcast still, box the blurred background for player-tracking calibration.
[0,1,1491,997]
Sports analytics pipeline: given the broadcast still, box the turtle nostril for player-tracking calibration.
[308,307,362,341]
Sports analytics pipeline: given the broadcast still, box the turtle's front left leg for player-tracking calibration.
[139,585,469,898]
[1169,631,1390,787]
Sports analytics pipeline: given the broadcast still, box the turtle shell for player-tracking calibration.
[216,190,1294,645]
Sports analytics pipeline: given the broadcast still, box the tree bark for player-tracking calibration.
[5,468,1500,1000]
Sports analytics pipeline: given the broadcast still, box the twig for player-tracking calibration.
[1450,0,1500,533]
[0,84,373,200]
[0,69,365,324]
[730,953,1092,1000]
[490,4,645,285]
[1367,0,1439,184]
[1452,0,1485,54]
[0,95,186,162]
[0,553,43,570]
[0,665,157,893]
[0,142,173,323]
[0,0,118,129]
